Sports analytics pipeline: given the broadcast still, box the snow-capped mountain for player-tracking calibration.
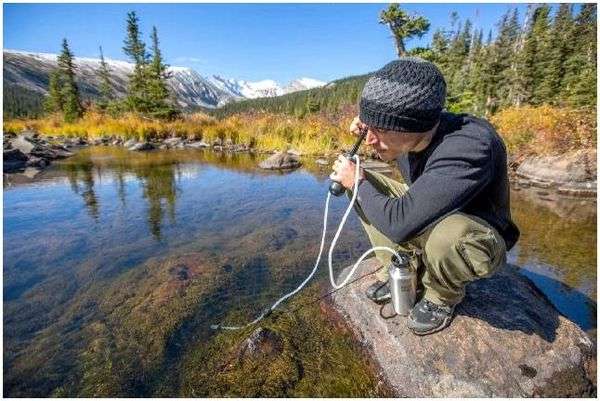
[3,49,327,109]
[3,49,234,109]
[209,75,325,99]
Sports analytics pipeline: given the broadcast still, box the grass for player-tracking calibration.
[5,105,595,158]
[3,110,357,156]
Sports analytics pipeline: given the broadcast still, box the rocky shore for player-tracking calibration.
[327,257,596,397]
[511,148,597,199]
[3,130,598,197]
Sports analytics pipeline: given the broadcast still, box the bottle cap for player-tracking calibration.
[391,253,410,269]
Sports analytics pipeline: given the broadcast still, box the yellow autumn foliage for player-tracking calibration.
[491,105,596,156]
[3,111,356,155]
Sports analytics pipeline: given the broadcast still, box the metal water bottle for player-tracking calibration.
[388,253,416,316]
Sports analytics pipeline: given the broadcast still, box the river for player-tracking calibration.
[3,146,596,396]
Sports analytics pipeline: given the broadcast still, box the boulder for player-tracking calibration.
[123,139,137,148]
[30,147,73,160]
[20,129,40,141]
[8,135,35,154]
[25,156,48,168]
[330,258,596,397]
[517,149,596,186]
[258,151,302,170]
[185,141,210,149]
[3,148,28,172]
[164,137,183,147]
[128,142,155,151]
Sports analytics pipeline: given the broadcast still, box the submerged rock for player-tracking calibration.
[236,327,284,362]
[330,258,596,397]
[259,151,302,170]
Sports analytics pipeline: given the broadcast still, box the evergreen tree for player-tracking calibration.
[527,5,553,104]
[379,4,430,57]
[563,4,597,107]
[57,38,83,122]
[97,46,115,110]
[123,11,151,112]
[44,69,64,113]
[546,4,574,104]
[147,26,178,119]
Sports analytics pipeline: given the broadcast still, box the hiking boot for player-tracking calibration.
[407,298,455,335]
[365,280,391,304]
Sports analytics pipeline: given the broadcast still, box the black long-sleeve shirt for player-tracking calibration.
[356,112,520,250]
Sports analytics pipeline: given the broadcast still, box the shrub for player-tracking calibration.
[491,105,596,156]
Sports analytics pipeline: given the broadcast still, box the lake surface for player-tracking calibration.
[4,147,597,396]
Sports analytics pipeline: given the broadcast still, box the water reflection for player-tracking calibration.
[3,146,597,397]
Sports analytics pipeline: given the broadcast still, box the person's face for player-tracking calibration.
[364,126,429,161]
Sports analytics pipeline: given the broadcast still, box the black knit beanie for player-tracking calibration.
[359,57,446,133]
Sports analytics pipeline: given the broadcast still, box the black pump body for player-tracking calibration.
[329,128,367,196]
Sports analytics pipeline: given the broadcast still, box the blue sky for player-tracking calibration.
[4,3,552,83]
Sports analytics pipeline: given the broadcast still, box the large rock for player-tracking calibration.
[8,135,35,154]
[3,148,28,172]
[516,149,596,187]
[185,141,210,149]
[164,137,184,147]
[330,258,596,397]
[258,151,302,170]
[128,142,155,151]
[123,138,137,148]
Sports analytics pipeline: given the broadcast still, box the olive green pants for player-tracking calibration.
[349,169,507,307]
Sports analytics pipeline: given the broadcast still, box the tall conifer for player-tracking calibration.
[57,38,83,122]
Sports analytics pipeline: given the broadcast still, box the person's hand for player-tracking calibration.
[349,116,367,136]
[330,155,365,190]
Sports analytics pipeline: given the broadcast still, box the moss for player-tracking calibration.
[179,285,384,397]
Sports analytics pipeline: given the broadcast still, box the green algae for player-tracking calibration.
[178,285,386,397]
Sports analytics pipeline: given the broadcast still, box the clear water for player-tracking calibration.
[4,147,596,396]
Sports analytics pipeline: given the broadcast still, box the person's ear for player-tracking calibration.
[365,130,379,146]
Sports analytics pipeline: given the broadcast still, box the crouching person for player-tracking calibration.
[330,58,520,335]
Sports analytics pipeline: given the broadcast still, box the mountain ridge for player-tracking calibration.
[3,49,326,110]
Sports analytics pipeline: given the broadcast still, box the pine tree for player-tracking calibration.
[44,69,64,113]
[123,11,151,112]
[57,38,83,122]
[545,4,574,104]
[563,4,597,107]
[528,5,553,104]
[379,4,430,57]
[97,46,115,110]
[147,26,178,119]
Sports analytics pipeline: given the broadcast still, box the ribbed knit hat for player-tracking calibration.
[359,57,446,133]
